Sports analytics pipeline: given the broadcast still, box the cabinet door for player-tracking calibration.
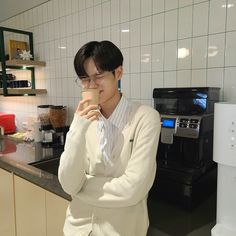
[0,169,16,236]
[46,191,69,236]
[14,175,46,236]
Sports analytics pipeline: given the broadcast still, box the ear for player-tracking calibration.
[115,66,123,81]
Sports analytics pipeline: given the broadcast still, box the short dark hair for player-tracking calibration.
[74,41,123,78]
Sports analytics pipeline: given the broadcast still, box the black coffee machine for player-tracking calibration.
[151,87,220,210]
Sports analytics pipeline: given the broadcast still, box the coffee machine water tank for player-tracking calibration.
[211,102,236,236]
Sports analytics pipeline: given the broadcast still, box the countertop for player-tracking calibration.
[0,136,71,201]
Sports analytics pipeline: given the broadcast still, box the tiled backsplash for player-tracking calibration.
[0,0,236,129]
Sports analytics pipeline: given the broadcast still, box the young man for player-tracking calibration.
[58,41,161,236]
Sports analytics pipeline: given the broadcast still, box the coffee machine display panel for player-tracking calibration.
[162,118,176,128]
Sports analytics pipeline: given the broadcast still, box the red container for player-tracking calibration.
[0,112,16,134]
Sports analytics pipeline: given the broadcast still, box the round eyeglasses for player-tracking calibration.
[75,71,115,88]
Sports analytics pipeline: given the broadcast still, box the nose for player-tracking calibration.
[88,78,98,89]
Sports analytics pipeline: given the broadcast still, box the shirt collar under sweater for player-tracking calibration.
[98,94,130,131]
[97,94,131,166]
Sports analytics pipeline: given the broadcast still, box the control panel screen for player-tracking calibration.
[162,118,175,128]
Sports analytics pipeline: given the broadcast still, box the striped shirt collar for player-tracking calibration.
[99,94,130,130]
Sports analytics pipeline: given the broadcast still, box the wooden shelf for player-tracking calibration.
[0,88,47,95]
[6,60,46,67]
[0,28,47,96]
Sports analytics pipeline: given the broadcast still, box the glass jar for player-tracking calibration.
[37,105,52,130]
[49,105,67,130]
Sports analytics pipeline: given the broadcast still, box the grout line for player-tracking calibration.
[205,0,211,88]
[222,0,229,101]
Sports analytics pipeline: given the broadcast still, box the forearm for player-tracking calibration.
[77,116,160,208]
[77,163,156,208]
[58,114,91,196]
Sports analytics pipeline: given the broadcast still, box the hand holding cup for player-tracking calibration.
[76,88,100,121]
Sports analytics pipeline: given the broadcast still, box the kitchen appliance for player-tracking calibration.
[49,105,67,146]
[37,105,54,144]
[151,87,220,209]
[0,112,16,134]
[211,103,236,236]
[37,105,68,146]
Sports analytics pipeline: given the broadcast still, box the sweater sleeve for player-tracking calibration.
[77,108,161,208]
[58,113,91,196]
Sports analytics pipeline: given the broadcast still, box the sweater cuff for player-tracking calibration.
[68,113,91,138]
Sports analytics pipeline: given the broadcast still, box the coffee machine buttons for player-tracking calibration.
[190,119,199,124]
[175,116,201,138]
[180,118,189,123]
[179,123,188,128]
[189,124,198,129]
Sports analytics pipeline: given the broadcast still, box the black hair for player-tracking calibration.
[74,40,123,78]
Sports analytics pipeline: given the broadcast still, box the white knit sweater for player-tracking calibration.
[58,102,161,236]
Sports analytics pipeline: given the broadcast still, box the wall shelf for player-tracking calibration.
[0,88,47,96]
[6,59,46,68]
[0,26,47,96]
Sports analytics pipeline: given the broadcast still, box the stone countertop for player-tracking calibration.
[0,137,71,201]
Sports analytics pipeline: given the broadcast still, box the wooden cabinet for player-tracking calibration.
[0,169,16,236]
[0,170,69,235]
[13,175,69,236]
[14,175,47,236]
[46,191,68,236]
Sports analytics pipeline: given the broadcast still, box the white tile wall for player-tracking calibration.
[152,72,164,89]
[177,70,191,87]
[152,13,164,43]
[164,71,177,87]
[153,0,164,14]
[0,0,236,129]
[130,0,140,20]
[152,43,164,71]
[164,41,177,71]
[208,33,225,68]
[177,38,192,70]
[178,6,193,39]
[225,31,236,66]
[207,68,224,88]
[209,0,227,34]
[192,69,207,87]
[227,0,236,31]
[141,16,152,45]
[193,2,209,37]
[192,36,208,69]
[165,10,178,41]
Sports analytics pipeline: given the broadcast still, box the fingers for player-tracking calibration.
[76,99,100,121]
[76,99,89,113]
[84,110,100,121]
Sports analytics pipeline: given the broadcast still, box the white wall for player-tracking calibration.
[0,0,49,22]
[0,0,236,130]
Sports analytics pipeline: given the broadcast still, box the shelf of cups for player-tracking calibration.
[0,88,47,95]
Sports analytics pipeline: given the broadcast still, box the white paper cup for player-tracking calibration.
[81,88,99,109]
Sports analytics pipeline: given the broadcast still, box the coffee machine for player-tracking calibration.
[151,87,220,209]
